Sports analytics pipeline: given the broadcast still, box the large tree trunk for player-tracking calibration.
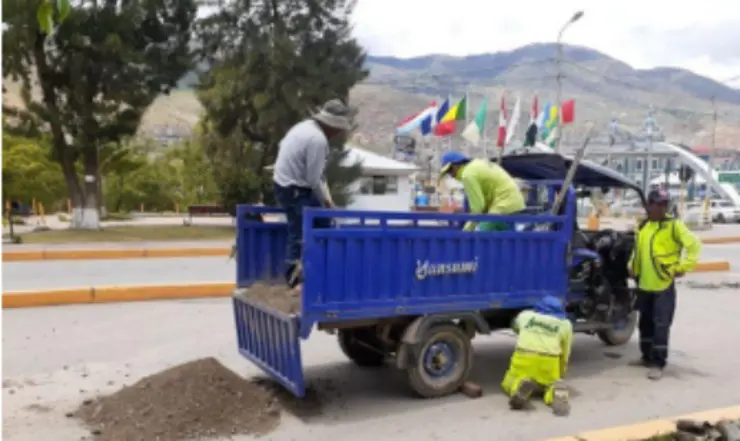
[68,149,101,230]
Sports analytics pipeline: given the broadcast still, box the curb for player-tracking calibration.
[3,258,733,309]
[695,260,731,272]
[702,236,740,245]
[2,283,234,308]
[2,247,231,262]
[542,405,740,441]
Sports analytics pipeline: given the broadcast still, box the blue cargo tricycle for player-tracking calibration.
[232,153,646,398]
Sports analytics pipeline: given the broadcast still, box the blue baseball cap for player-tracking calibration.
[533,295,567,319]
[439,151,470,177]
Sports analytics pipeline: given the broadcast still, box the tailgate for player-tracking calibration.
[232,289,305,397]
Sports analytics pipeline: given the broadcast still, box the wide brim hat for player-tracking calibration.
[311,99,357,131]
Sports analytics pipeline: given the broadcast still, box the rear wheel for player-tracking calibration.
[598,311,638,346]
[405,323,473,398]
[716,213,726,223]
[338,328,386,367]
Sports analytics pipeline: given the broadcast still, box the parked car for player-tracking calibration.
[684,200,740,223]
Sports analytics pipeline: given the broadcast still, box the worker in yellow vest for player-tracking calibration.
[628,189,701,380]
[501,295,573,416]
[438,152,526,231]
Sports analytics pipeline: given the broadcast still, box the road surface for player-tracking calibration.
[5,243,740,292]
[4,272,740,441]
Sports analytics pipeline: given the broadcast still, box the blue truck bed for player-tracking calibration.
[233,183,577,397]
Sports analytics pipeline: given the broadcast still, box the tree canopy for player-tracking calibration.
[195,0,368,210]
[3,0,198,228]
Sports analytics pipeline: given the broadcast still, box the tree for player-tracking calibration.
[2,131,67,210]
[195,0,367,211]
[3,0,197,229]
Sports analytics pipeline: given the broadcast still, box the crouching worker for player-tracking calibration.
[438,152,525,231]
[502,296,573,416]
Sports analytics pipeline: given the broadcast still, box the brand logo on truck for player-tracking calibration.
[415,258,479,281]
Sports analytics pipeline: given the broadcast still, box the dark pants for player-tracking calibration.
[273,182,331,286]
[637,284,677,369]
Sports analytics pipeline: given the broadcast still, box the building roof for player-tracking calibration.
[263,145,419,175]
[343,145,419,175]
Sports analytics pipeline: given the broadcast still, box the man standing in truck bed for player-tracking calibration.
[438,152,526,231]
[273,99,355,287]
[628,189,701,380]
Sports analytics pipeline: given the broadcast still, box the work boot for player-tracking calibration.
[508,379,537,411]
[647,367,664,380]
[550,381,571,417]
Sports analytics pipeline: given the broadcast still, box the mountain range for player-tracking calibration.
[5,43,740,156]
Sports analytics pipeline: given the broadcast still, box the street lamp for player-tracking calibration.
[555,10,584,153]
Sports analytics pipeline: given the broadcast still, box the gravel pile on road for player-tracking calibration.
[74,358,281,441]
[646,418,740,441]
[243,283,301,314]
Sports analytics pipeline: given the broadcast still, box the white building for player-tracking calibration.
[266,145,419,212]
[342,145,418,211]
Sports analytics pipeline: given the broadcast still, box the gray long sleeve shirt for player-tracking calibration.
[273,119,329,204]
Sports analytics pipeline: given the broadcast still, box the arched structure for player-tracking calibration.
[652,142,740,205]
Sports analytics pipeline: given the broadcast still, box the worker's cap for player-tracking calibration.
[439,151,470,178]
[647,189,670,205]
[534,295,566,319]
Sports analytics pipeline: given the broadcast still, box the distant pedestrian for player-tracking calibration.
[272,99,356,287]
[628,189,701,380]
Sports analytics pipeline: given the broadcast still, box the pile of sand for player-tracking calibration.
[242,283,301,314]
[74,358,281,441]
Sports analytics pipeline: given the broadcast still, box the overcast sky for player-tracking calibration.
[352,0,740,85]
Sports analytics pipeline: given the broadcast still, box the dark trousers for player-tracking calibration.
[637,284,677,369]
[273,182,331,286]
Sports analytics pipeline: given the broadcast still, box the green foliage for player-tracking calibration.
[103,138,218,213]
[2,132,67,210]
[195,0,368,209]
[4,0,198,226]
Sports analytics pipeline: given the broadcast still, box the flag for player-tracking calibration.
[434,96,467,136]
[505,96,521,146]
[461,98,488,145]
[496,96,507,148]
[545,125,559,147]
[396,101,437,135]
[561,99,575,125]
[523,96,539,147]
[546,105,559,130]
[420,99,449,136]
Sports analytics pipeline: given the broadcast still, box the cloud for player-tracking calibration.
[351,0,740,81]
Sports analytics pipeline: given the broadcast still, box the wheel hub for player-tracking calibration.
[423,342,456,378]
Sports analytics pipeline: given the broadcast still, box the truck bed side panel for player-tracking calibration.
[302,211,570,322]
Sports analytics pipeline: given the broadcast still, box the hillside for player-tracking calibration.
[4,43,740,158]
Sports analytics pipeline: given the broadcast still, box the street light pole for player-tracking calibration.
[555,10,584,154]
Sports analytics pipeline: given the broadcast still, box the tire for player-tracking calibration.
[597,311,638,346]
[406,323,473,398]
[716,214,725,224]
[338,328,386,367]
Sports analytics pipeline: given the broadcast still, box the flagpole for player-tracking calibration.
[465,88,471,156]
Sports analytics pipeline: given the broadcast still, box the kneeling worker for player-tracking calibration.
[502,296,573,416]
[439,152,525,231]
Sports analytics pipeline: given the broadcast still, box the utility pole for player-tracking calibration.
[554,10,584,154]
[702,95,718,223]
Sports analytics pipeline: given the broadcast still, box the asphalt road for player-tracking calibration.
[4,243,740,292]
[4,280,740,441]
